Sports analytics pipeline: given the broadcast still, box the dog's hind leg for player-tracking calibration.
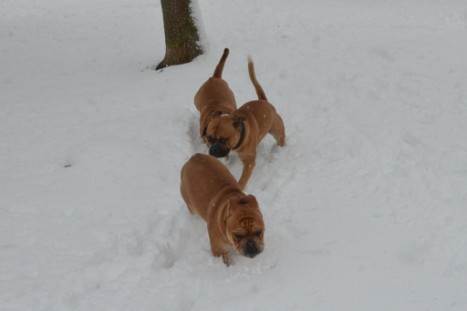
[269,113,286,146]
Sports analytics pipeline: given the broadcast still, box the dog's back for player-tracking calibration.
[194,49,237,137]
[194,48,236,112]
[180,153,241,219]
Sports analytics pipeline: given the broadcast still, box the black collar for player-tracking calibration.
[232,120,245,150]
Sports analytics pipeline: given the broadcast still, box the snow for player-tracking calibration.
[1,0,467,310]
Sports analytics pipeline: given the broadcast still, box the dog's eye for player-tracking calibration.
[207,136,214,143]
[233,233,243,241]
[255,230,263,237]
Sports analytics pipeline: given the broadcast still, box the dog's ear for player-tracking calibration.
[223,200,232,222]
[237,195,257,205]
[246,194,257,205]
[233,116,245,129]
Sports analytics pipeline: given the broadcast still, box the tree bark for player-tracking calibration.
[156,0,203,70]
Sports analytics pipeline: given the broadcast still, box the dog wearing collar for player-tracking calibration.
[194,48,237,140]
[205,56,286,189]
[180,153,265,266]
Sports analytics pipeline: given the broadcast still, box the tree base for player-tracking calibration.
[156,44,202,70]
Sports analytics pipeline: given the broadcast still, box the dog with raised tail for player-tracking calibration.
[194,48,237,141]
[204,56,286,189]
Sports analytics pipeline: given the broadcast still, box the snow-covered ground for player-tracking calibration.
[2,0,467,310]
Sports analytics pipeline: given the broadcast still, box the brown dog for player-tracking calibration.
[205,56,286,189]
[194,48,237,140]
[180,153,265,266]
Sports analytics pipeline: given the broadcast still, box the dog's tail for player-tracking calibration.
[212,48,230,78]
[248,56,268,101]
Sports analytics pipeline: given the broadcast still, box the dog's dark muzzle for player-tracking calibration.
[209,144,230,158]
[243,240,262,258]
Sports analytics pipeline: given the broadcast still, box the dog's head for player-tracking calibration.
[205,113,245,158]
[224,195,265,259]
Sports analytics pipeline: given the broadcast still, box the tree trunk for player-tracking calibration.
[156,0,203,70]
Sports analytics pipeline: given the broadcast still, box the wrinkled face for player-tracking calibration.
[225,195,265,259]
[205,114,242,158]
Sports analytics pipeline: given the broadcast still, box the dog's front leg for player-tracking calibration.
[211,246,231,266]
[221,253,232,266]
[238,155,256,190]
[208,224,232,266]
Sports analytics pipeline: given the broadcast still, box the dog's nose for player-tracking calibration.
[244,240,261,258]
[209,144,221,157]
[209,144,229,158]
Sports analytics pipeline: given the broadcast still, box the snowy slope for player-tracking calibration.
[1,0,467,310]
